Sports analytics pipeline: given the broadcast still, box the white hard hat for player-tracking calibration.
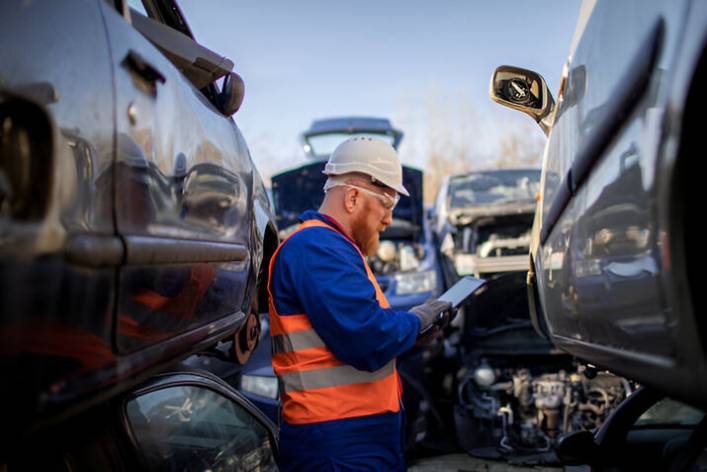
[323,136,409,196]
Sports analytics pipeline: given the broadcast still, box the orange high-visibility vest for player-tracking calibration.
[267,219,402,424]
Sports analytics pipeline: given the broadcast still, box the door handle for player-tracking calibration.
[122,50,166,87]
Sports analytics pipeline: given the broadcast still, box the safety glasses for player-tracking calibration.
[342,184,400,210]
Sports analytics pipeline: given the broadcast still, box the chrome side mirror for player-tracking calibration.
[489,65,555,135]
[219,72,245,117]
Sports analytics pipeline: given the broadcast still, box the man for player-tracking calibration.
[268,136,452,471]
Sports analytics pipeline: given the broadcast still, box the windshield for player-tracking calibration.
[305,132,397,157]
[448,170,540,208]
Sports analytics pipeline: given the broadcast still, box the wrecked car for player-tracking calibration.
[432,169,540,284]
[238,116,446,449]
[0,0,279,464]
[430,170,629,464]
[489,0,707,469]
[3,366,279,471]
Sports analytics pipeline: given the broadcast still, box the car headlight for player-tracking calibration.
[574,258,601,278]
[240,374,279,399]
[394,270,437,295]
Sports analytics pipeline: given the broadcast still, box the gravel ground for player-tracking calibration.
[408,453,564,472]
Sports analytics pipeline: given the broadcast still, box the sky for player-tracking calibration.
[179,0,582,178]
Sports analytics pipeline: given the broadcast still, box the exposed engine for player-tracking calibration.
[370,239,426,276]
[449,272,632,464]
[451,215,534,255]
[441,212,534,278]
[455,361,630,462]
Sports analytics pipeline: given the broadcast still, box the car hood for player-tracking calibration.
[271,161,423,235]
[448,201,536,227]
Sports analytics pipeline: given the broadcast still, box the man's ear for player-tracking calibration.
[344,188,358,213]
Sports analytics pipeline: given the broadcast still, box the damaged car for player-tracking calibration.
[2,366,279,471]
[488,0,707,469]
[433,168,540,284]
[430,171,632,464]
[0,0,279,464]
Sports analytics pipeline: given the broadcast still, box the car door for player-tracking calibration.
[98,0,255,355]
[2,370,279,471]
[537,0,690,360]
[124,372,278,471]
[0,0,118,440]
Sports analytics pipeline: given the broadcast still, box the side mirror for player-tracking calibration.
[489,65,555,135]
[219,72,245,116]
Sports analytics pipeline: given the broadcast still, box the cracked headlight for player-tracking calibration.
[394,270,437,295]
[240,374,278,399]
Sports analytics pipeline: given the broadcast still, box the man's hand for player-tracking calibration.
[409,299,453,334]
[414,324,442,347]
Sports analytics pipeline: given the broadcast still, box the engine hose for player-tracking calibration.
[498,407,514,452]
[457,375,473,406]
[458,376,496,414]
[563,399,575,433]
[537,432,552,452]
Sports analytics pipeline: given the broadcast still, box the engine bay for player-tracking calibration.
[370,239,427,275]
[455,358,629,464]
[441,212,534,278]
[436,272,633,465]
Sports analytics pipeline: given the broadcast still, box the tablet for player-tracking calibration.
[439,276,486,309]
[419,276,486,334]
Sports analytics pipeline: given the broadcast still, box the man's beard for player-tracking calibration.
[351,203,380,257]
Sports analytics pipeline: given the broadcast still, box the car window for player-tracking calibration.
[126,385,277,471]
[635,398,705,427]
[305,132,397,158]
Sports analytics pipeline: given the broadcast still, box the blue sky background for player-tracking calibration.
[180,0,582,178]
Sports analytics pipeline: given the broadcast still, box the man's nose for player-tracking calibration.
[381,209,393,225]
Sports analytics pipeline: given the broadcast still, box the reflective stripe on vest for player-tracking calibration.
[267,219,401,424]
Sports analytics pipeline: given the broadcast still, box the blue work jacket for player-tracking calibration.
[270,210,421,471]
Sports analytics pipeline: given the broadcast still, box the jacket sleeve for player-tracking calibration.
[283,228,420,372]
